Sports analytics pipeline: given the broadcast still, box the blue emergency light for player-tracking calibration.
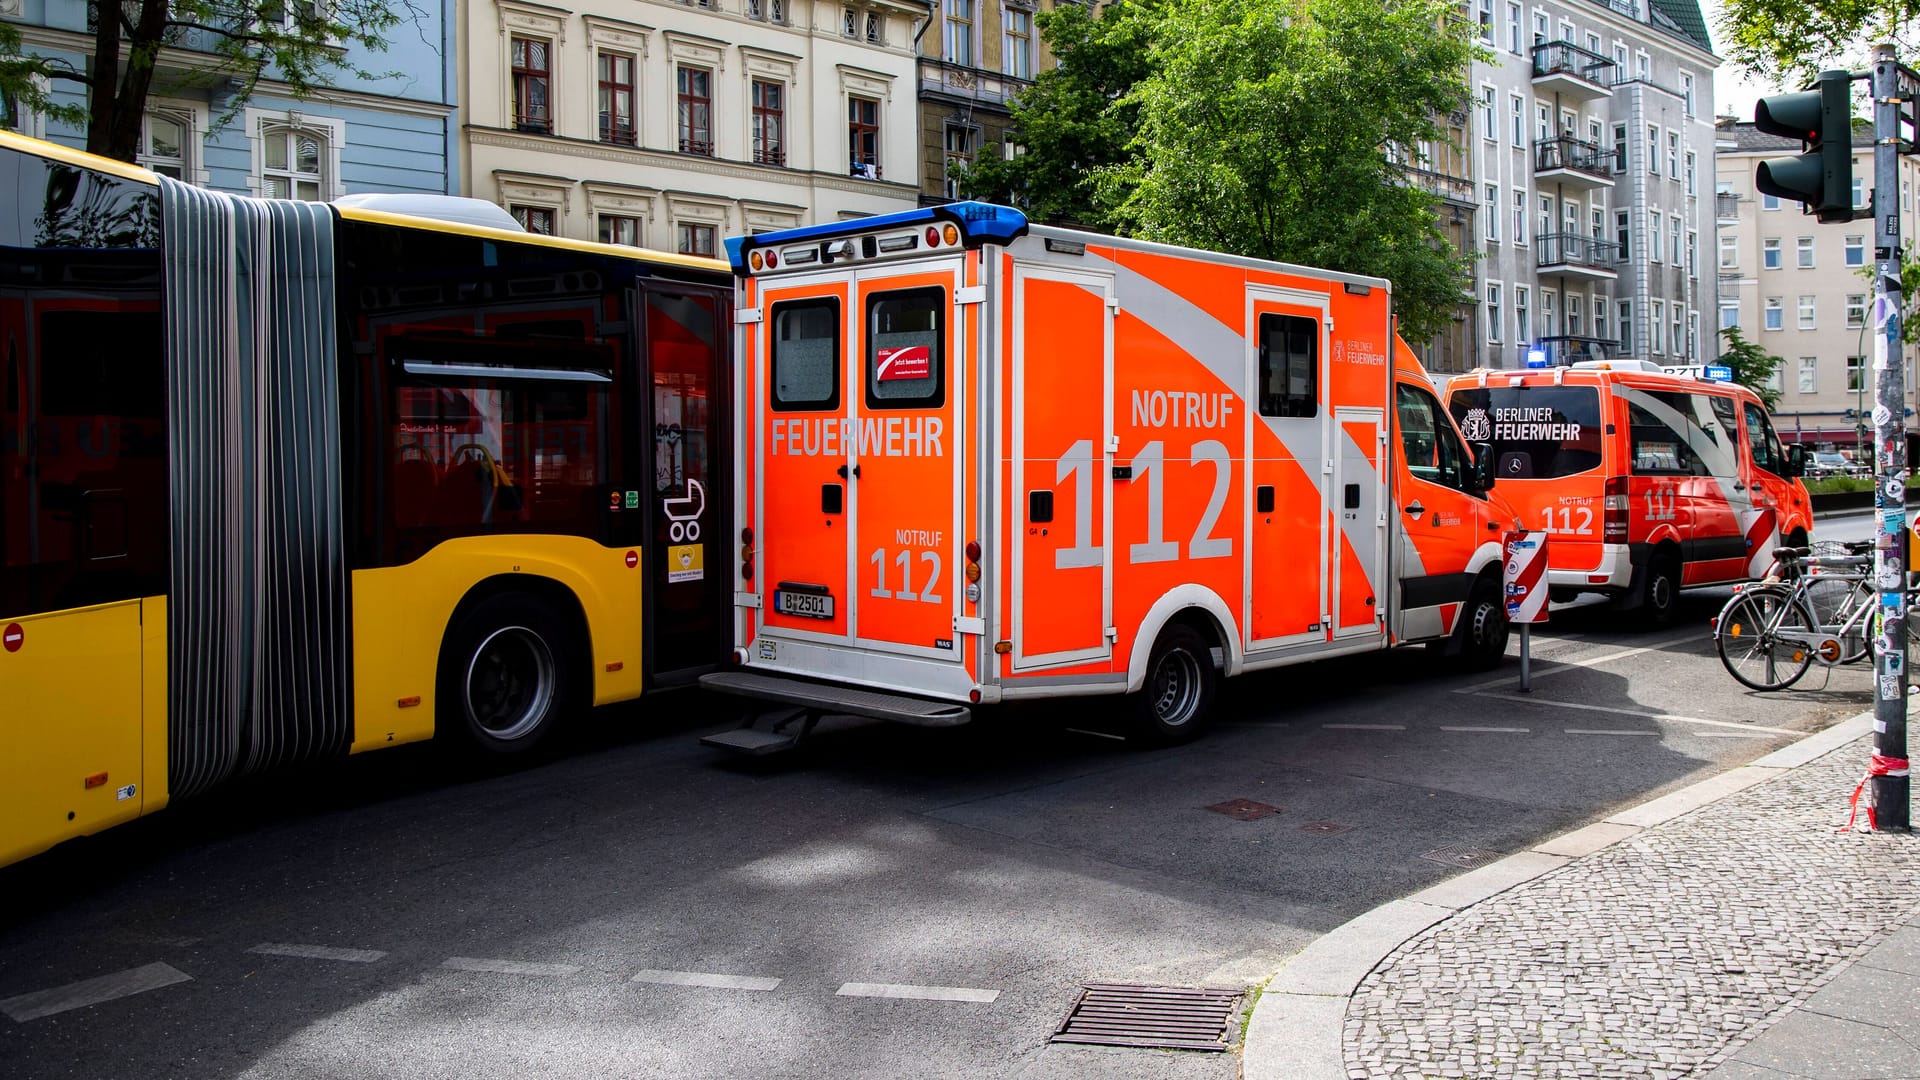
[1704,365,1732,381]
[725,202,1031,274]
[1525,349,1549,368]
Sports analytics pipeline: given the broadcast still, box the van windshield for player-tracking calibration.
[1448,385,1604,479]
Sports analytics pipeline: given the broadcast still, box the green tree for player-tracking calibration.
[1719,325,1784,409]
[1093,0,1484,345]
[1718,0,1918,86]
[957,0,1158,226]
[0,1,413,163]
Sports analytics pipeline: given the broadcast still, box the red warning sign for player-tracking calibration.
[1502,531,1550,625]
[876,345,931,381]
[625,550,640,569]
[2,623,21,653]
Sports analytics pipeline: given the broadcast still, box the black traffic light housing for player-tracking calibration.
[1754,70,1857,223]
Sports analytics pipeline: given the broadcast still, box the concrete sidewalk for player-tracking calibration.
[1243,712,1920,1080]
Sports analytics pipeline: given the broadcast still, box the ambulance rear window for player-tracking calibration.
[866,287,944,409]
[1447,385,1602,479]
[770,298,840,411]
[1257,313,1317,418]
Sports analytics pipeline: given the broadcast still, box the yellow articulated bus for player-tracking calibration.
[0,131,733,868]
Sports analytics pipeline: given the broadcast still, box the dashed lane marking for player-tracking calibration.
[1322,723,1406,731]
[1565,728,1662,736]
[1,962,192,1022]
[248,943,387,963]
[442,957,581,977]
[1472,692,1800,735]
[836,982,1000,1003]
[1698,731,1789,739]
[632,969,781,991]
[1439,726,1531,733]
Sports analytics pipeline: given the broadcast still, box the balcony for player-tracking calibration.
[1716,192,1741,220]
[1400,164,1475,208]
[1533,135,1614,191]
[599,117,637,147]
[918,58,1033,110]
[1531,41,1615,101]
[1536,232,1619,282]
[1527,335,1627,366]
[679,136,714,157]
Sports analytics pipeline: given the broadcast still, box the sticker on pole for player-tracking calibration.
[1503,530,1550,624]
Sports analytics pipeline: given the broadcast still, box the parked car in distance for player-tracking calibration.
[1807,451,1859,478]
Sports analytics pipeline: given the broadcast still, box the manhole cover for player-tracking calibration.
[1206,799,1281,821]
[1051,982,1244,1051]
[1421,843,1501,868]
[1299,820,1353,834]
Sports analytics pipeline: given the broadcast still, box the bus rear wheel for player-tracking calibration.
[439,593,575,755]
[1130,623,1216,746]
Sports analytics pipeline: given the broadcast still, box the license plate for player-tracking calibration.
[775,590,835,619]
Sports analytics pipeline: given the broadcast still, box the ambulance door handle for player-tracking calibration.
[1404,500,1426,517]
[1733,482,1746,491]
[837,464,860,479]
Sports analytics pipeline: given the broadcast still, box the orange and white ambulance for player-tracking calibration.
[700,204,1519,747]
[1441,361,1812,624]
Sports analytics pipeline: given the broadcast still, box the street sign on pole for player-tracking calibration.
[1869,44,1910,832]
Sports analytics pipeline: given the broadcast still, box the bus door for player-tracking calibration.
[1010,263,1113,670]
[849,265,965,660]
[644,285,730,681]
[1245,291,1329,648]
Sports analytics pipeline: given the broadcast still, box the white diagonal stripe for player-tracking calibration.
[631,969,781,991]
[1473,691,1800,735]
[249,943,387,963]
[836,982,999,1002]
[1,962,192,1022]
[442,957,581,977]
[1322,723,1405,731]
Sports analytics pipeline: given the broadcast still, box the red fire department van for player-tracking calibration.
[700,204,1519,748]
[1442,361,1812,624]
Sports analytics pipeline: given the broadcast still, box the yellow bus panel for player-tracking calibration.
[348,535,647,752]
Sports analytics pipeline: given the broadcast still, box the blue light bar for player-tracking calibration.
[727,201,1030,273]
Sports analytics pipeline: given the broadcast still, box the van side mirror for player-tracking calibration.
[1468,441,1494,493]
[1786,444,1808,478]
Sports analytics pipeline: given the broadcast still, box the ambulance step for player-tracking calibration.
[698,671,973,727]
[700,727,806,756]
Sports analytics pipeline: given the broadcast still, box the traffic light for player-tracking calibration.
[1754,70,1856,223]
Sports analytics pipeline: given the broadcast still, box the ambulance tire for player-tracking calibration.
[439,592,577,757]
[1458,576,1510,672]
[1642,552,1681,628]
[1131,623,1217,746]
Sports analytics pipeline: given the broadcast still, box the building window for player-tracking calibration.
[137,111,191,179]
[1592,205,1604,240]
[677,66,713,156]
[844,6,858,36]
[943,124,973,200]
[945,0,975,65]
[1847,293,1867,328]
[599,214,642,247]
[1484,185,1499,241]
[1649,213,1662,263]
[1636,51,1649,81]
[1617,300,1631,348]
[1762,192,1781,210]
[1613,122,1627,172]
[0,87,20,135]
[1005,6,1033,79]
[1679,310,1690,358]
[1799,357,1817,393]
[1685,151,1696,195]
[1514,189,1526,244]
[1667,131,1679,178]
[752,79,785,166]
[1846,235,1866,266]
[1853,176,1867,209]
[511,36,552,134]
[1616,210,1629,261]
[1486,283,1502,342]
[1478,0,1494,43]
[849,96,880,177]
[1568,292,1583,335]
[1650,299,1664,353]
[1796,236,1815,268]
[1532,9,1548,46]
[260,125,325,200]
[1720,233,1738,268]
[1797,295,1816,329]
[512,205,555,235]
[1763,237,1781,269]
[1543,290,1558,336]
[1481,85,1496,141]
[1847,355,1867,392]
[1511,95,1525,146]
[1686,229,1696,274]
[1721,302,1739,329]
[1506,0,1521,53]
[1681,72,1695,116]
[598,53,636,146]
[1515,285,1530,342]
[1671,214,1682,265]
[1537,194,1551,244]
[1646,124,1659,175]
[678,222,717,257]
[1764,297,1782,331]
[1595,298,1608,341]
[866,12,882,43]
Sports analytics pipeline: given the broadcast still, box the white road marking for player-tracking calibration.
[1473,692,1800,735]
[1456,630,1702,693]
[1565,728,1661,736]
[836,982,999,1003]
[1322,723,1406,731]
[1440,726,1530,733]
[442,957,581,977]
[0,962,192,1022]
[1698,731,1787,739]
[248,943,387,963]
[632,969,781,991]
[1064,727,1127,742]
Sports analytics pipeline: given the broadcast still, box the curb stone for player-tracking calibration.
[1239,711,1877,1080]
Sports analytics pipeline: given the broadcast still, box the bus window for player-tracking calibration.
[1744,401,1786,475]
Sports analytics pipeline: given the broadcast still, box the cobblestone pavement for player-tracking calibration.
[1345,738,1920,1079]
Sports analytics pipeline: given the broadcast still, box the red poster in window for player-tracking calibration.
[877,345,930,381]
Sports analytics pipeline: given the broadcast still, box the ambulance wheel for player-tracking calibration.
[439,592,575,756]
[1131,623,1216,746]
[1642,553,1681,627]
[1459,577,1510,672]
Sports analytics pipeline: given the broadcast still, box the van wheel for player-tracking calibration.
[1130,623,1216,746]
[1459,576,1510,671]
[1643,553,1681,627]
[439,592,575,755]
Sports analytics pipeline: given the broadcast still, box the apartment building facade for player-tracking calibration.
[1463,0,1719,371]
[461,0,922,255]
[2,1,457,199]
[916,0,1059,206]
[1716,120,1920,448]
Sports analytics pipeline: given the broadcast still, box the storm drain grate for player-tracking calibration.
[1299,820,1354,835]
[1206,799,1282,821]
[1051,982,1244,1051]
[1421,843,1502,868]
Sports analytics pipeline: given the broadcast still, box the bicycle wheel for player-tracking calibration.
[1801,575,1870,664]
[1716,587,1817,692]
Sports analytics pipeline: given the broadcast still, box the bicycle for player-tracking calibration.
[1714,542,1877,692]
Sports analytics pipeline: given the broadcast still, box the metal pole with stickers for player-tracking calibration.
[1504,531,1549,692]
[1869,45,1911,832]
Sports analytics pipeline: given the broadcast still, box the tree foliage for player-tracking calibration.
[1719,326,1784,410]
[0,1,415,163]
[1717,0,1920,86]
[1093,0,1483,344]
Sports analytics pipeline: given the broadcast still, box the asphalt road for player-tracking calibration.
[0,583,1875,1080]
